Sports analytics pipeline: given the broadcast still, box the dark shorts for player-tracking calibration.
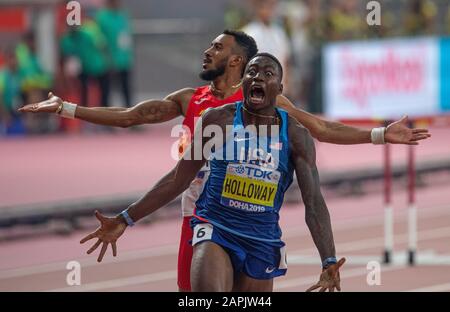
[191,222,287,280]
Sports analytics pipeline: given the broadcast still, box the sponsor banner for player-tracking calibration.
[324,37,450,119]
[440,37,450,112]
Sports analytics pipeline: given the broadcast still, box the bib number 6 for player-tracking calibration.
[193,223,213,246]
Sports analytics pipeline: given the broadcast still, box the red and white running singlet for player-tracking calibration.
[179,85,243,216]
[177,85,243,290]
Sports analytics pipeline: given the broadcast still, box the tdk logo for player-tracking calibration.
[246,167,273,180]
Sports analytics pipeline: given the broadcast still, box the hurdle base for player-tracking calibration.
[383,250,391,264]
[408,250,416,266]
[288,250,450,266]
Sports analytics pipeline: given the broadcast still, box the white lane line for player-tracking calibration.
[0,244,178,279]
[282,203,450,239]
[42,226,450,292]
[274,266,402,290]
[287,225,450,261]
[48,270,177,292]
[288,250,450,266]
[405,283,450,292]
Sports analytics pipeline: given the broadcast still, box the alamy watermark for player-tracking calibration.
[171,118,282,168]
[366,1,381,26]
[66,260,81,286]
[66,1,81,26]
[366,260,381,286]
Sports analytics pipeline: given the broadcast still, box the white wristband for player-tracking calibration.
[371,127,386,145]
[59,101,77,119]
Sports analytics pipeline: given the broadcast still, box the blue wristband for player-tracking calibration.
[120,210,135,227]
[322,257,337,269]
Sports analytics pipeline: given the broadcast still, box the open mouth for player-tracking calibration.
[202,58,212,69]
[249,85,265,104]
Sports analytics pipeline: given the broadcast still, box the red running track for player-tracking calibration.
[1,181,450,291]
[1,125,449,208]
[0,125,449,291]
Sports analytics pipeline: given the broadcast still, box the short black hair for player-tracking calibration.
[248,52,283,81]
[223,29,258,64]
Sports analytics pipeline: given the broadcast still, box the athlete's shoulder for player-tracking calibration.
[287,115,314,156]
[178,87,197,97]
[194,85,210,92]
[201,102,236,124]
[165,88,196,116]
[287,115,306,132]
[166,87,196,101]
[189,85,212,98]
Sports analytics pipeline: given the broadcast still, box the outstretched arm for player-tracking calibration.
[125,141,206,222]
[276,95,430,145]
[289,119,345,292]
[125,106,227,221]
[80,107,222,261]
[19,88,194,127]
[289,120,335,261]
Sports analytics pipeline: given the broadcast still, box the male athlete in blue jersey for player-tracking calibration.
[81,53,345,292]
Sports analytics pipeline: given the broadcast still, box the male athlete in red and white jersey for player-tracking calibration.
[20,30,430,291]
[176,85,243,291]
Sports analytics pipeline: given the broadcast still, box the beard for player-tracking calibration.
[199,62,227,81]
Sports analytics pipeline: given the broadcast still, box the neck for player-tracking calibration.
[210,72,242,99]
[242,101,279,127]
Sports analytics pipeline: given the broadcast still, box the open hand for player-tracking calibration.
[80,211,127,262]
[306,257,346,292]
[18,92,62,114]
[385,116,431,145]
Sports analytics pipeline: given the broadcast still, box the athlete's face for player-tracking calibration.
[242,56,283,111]
[199,34,235,81]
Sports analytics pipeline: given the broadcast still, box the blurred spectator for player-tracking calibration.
[367,13,395,39]
[96,0,134,108]
[326,0,367,41]
[242,0,293,97]
[283,0,326,108]
[15,32,56,134]
[403,0,437,36]
[60,15,109,107]
[16,32,53,100]
[0,50,25,135]
[224,3,251,30]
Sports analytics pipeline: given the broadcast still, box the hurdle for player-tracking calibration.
[407,120,417,265]
[383,120,416,265]
[288,116,450,267]
[383,129,393,264]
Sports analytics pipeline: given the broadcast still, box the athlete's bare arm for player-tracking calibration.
[288,117,335,261]
[288,117,345,292]
[276,95,430,145]
[126,106,234,221]
[18,89,195,127]
[80,106,233,262]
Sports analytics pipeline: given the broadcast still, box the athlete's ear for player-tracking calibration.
[229,55,243,67]
[279,83,283,95]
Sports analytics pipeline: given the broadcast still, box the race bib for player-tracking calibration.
[221,163,280,213]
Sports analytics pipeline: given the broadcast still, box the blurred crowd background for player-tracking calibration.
[1,0,450,136]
